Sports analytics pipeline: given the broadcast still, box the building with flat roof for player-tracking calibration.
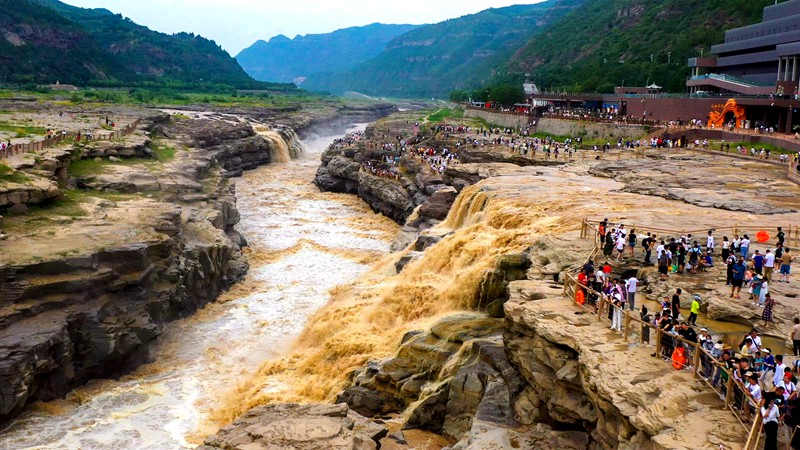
[688,0,800,96]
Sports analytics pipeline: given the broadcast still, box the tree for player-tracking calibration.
[449,90,470,102]
[488,84,524,106]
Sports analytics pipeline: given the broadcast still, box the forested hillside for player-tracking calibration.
[0,0,292,89]
[302,0,585,98]
[507,0,772,92]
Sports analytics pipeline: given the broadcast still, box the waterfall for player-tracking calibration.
[252,125,302,163]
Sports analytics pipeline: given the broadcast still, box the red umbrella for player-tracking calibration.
[756,230,770,243]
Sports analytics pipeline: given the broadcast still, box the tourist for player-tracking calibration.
[762,294,776,327]
[762,397,780,450]
[610,292,624,332]
[779,248,794,283]
[762,349,776,384]
[625,275,638,311]
[678,322,698,349]
[627,229,637,257]
[706,230,715,254]
[731,256,747,298]
[642,233,654,264]
[658,245,670,281]
[700,333,716,378]
[764,249,776,282]
[721,236,731,261]
[745,374,763,420]
[733,235,741,255]
[615,233,626,261]
[672,342,688,370]
[603,232,614,257]
[688,295,701,326]
[741,234,751,259]
[725,253,736,285]
[678,241,700,273]
[752,250,765,275]
[778,227,786,247]
[671,288,682,320]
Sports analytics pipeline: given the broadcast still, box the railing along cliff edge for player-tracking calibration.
[0,118,142,159]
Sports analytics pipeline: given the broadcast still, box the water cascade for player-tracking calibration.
[208,179,582,425]
[252,125,298,163]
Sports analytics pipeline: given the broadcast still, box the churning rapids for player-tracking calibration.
[0,124,399,449]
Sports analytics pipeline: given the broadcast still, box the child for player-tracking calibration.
[753,351,765,374]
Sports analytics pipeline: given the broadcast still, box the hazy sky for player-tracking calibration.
[61,1,541,55]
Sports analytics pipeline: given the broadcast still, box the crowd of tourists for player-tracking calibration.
[574,219,799,449]
[329,130,365,149]
[406,146,460,174]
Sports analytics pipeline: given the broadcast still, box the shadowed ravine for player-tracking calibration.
[0,124,399,449]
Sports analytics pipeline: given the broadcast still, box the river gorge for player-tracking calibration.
[0,124,398,449]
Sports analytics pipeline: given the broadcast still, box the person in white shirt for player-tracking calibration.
[706,230,715,254]
[764,249,776,282]
[761,396,780,450]
[774,354,786,389]
[740,235,751,259]
[615,235,626,261]
[656,242,665,259]
[625,276,638,311]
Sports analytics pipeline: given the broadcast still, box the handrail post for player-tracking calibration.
[725,375,734,408]
[623,311,631,342]
[692,346,701,377]
[655,328,663,358]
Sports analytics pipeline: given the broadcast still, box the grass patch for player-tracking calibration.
[0,192,89,233]
[528,131,616,147]
[428,108,454,123]
[707,140,794,155]
[152,144,176,162]
[67,158,106,177]
[0,122,48,137]
[0,164,31,184]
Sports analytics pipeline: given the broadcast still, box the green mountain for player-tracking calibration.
[0,0,289,89]
[302,0,585,98]
[508,0,772,93]
[237,23,421,84]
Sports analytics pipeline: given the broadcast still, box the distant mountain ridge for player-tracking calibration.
[301,0,586,98]
[0,0,287,89]
[236,23,421,84]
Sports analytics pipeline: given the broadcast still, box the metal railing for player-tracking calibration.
[0,118,142,159]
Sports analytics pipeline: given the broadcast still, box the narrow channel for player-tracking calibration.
[0,123,399,449]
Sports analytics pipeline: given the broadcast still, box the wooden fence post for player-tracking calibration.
[692,346,701,377]
[655,328,663,358]
[623,312,631,342]
[725,376,734,408]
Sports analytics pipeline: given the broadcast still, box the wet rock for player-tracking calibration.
[418,187,457,221]
[200,403,387,450]
[328,156,361,182]
[395,251,423,273]
[336,386,405,418]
